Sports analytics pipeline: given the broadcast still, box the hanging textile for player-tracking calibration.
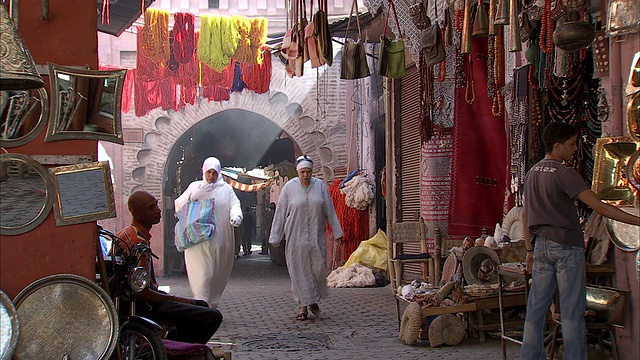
[136,25,167,82]
[233,17,268,64]
[201,59,235,101]
[240,47,272,94]
[448,37,507,239]
[328,180,369,262]
[140,8,170,64]
[224,177,273,192]
[198,15,240,72]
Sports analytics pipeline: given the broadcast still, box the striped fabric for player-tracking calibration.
[224,176,273,192]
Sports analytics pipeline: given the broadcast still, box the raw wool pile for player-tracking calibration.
[340,175,375,210]
[327,263,376,288]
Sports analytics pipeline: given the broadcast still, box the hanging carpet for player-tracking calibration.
[448,37,507,239]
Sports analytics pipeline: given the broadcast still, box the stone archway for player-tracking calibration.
[116,63,348,275]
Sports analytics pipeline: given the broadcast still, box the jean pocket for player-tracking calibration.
[552,246,583,271]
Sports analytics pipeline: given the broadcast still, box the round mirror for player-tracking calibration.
[0,153,54,235]
[0,88,49,148]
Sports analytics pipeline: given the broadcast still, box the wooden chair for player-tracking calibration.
[388,218,434,328]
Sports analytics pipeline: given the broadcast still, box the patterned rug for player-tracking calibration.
[449,37,507,239]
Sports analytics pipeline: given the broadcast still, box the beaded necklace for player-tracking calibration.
[465,54,475,104]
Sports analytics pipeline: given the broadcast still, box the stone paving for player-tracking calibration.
[159,248,523,360]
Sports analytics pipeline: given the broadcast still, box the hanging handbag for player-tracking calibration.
[306,0,325,68]
[420,0,446,67]
[379,0,406,78]
[409,0,430,30]
[340,0,370,80]
[314,0,333,66]
[174,197,217,252]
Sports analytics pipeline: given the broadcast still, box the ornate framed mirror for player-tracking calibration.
[45,63,126,145]
[591,137,638,206]
[0,153,55,235]
[49,161,116,226]
[0,87,49,148]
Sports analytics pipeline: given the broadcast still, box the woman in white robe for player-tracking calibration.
[269,155,343,320]
[175,157,242,308]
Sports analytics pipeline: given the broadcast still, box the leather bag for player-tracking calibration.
[314,0,333,66]
[409,0,430,30]
[340,0,370,79]
[306,0,325,68]
[420,17,445,66]
[379,0,406,78]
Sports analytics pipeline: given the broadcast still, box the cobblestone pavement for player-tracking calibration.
[159,249,522,360]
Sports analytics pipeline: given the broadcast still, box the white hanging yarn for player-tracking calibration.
[340,174,375,210]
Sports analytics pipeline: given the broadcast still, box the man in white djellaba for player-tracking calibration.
[269,155,344,321]
[175,157,243,308]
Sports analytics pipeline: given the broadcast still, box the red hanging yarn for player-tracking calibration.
[172,13,196,64]
[98,64,134,114]
[328,180,370,262]
[240,47,272,94]
[136,26,167,82]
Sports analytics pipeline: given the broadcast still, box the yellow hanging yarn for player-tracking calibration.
[249,17,268,65]
[140,8,170,63]
[233,16,253,64]
[220,16,240,62]
[197,15,239,72]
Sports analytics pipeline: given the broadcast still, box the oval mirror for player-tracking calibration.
[0,87,48,148]
[0,153,54,235]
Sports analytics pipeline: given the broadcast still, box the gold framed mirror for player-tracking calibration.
[45,63,126,145]
[591,137,638,206]
[0,87,48,147]
[49,161,116,226]
[0,153,55,235]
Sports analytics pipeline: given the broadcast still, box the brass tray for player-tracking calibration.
[13,274,118,360]
[0,289,19,360]
[591,137,638,206]
[606,206,640,252]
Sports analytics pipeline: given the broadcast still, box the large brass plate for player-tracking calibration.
[13,274,118,360]
[591,137,638,206]
[606,206,640,252]
[0,289,19,360]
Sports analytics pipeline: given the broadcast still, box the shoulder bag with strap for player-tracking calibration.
[378,0,406,78]
[340,0,370,80]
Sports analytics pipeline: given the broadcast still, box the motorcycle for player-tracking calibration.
[97,226,168,360]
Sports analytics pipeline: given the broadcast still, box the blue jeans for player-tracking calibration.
[520,236,586,360]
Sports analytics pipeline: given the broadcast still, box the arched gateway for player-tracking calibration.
[115,64,349,275]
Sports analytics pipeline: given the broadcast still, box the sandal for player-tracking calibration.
[309,304,321,315]
[296,312,308,321]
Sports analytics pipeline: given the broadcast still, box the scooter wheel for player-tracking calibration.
[119,322,168,360]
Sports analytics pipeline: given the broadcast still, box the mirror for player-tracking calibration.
[0,87,48,147]
[0,153,54,235]
[49,161,116,226]
[45,63,126,145]
[591,137,638,206]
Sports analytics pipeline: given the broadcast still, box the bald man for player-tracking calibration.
[117,191,223,344]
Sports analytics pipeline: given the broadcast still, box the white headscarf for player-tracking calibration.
[295,155,313,171]
[202,157,224,185]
